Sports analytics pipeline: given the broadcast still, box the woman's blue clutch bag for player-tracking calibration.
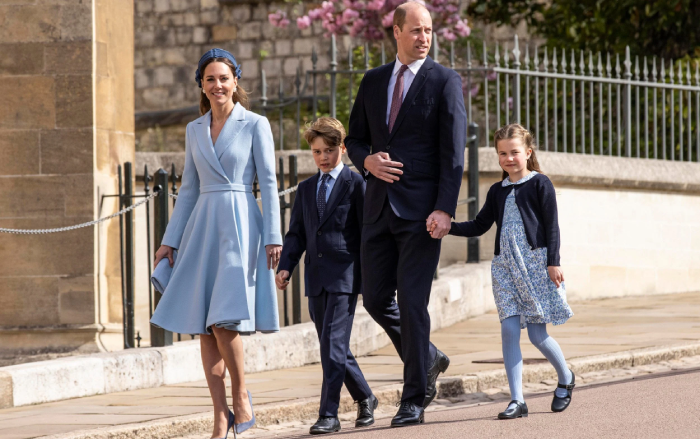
[151,251,177,294]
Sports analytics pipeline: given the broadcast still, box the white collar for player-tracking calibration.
[502,171,538,187]
[321,161,344,180]
[393,55,426,77]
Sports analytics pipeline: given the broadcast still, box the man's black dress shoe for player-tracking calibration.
[309,416,341,434]
[391,401,425,427]
[551,369,575,412]
[424,349,450,408]
[355,394,378,427]
[497,400,529,419]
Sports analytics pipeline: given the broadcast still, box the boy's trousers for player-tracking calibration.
[308,290,372,417]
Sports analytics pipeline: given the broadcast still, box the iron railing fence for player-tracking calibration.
[136,35,700,162]
[245,34,700,162]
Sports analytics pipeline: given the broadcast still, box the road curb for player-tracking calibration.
[37,341,700,439]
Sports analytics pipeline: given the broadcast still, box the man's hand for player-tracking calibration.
[363,152,403,183]
[548,266,565,288]
[275,270,290,290]
[426,210,451,239]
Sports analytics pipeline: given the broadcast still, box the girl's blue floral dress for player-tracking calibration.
[491,171,574,327]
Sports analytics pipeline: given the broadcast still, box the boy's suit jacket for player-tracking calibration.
[278,164,365,296]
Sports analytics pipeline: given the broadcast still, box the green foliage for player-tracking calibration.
[467,0,700,59]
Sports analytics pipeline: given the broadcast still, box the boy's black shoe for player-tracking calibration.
[309,416,341,434]
[498,400,529,419]
[551,370,575,412]
[391,401,424,427]
[355,394,378,427]
[424,349,450,408]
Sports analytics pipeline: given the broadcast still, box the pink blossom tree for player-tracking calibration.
[269,0,470,44]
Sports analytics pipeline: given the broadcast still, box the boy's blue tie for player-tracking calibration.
[317,173,331,219]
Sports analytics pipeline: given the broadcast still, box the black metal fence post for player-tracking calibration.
[288,155,302,324]
[278,157,289,326]
[122,162,136,348]
[151,168,173,347]
[467,122,480,263]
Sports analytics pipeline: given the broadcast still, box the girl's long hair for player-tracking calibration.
[493,123,542,181]
[199,57,249,115]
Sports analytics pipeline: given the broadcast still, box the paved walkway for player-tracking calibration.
[0,292,699,439]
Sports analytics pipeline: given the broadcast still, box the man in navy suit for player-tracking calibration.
[345,2,467,427]
[276,117,376,435]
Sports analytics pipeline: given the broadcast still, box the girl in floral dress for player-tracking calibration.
[446,124,575,419]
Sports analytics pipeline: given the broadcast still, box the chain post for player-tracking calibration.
[151,168,173,347]
[144,165,154,320]
[467,123,480,263]
[123,162,136,349]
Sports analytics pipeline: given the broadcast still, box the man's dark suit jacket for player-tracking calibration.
[345,56,466,223]
[277,165,365,297]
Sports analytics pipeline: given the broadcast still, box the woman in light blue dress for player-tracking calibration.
[151,49,282,439]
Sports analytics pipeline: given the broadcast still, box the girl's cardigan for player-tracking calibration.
[449,173,561,266]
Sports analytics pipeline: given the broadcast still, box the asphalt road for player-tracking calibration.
[253,368,700,439]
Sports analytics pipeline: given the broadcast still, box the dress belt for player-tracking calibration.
[199,183,253,194]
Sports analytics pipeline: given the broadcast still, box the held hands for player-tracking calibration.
[275,270,290,290]
[363,152,403,183]
[266,244,282,270]
[154,245,175,268]
[426,210,451,239]
[548,266,565,288]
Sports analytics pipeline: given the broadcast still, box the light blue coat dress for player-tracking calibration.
[150,104,283,335]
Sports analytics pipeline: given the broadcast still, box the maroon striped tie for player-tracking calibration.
[388,64,409,132]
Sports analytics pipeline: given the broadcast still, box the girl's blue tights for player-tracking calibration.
[501,315,572,403]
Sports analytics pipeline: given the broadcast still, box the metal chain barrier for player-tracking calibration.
[0,192,160,235]
[1,185,300,235]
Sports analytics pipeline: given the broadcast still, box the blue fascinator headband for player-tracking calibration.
[195,48,242,88]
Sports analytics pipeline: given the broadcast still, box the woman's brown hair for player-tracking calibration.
[493,123,542,180]
[199,57,249,115]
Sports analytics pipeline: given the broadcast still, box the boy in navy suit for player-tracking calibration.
[276,117,376,435]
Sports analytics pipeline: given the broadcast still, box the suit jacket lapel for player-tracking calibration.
[214,103,248,159]
[379,62,395,138]
[388,56,434,143]
[193,113,229,181]
[319,166,351,228]
[306,173,320,228]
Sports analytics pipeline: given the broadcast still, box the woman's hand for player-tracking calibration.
[266,244,282,270]
[154,245,175,268]
[548,266,564,288]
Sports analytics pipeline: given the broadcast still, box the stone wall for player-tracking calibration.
[134,0,345,152]
[0,0,135,355]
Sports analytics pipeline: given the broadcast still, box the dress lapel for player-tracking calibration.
[388,56,434,143]
[214,103,248,159]
[193,112,229,181]
[318,166,351,228]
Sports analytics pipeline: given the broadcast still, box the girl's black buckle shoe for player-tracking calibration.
[498,400,528,419]
[551,369,575,412]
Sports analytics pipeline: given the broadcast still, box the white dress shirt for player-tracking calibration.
[386,55,427,125]
[316,161,344,202]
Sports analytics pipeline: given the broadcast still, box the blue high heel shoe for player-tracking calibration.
[234,391,255,435]
[213,409,235,439]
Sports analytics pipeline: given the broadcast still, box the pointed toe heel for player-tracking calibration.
[234,391,256,435]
